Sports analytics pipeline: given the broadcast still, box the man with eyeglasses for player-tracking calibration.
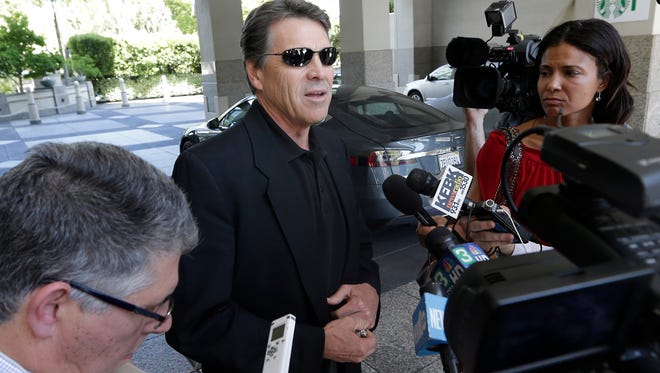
[0,142,198,373]
[166,0,381,372]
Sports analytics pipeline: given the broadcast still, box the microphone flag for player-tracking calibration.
[432,243,489,294]
[430,165,472,219]
[412,293,448,356]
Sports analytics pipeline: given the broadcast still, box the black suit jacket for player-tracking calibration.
[166,102,381,372]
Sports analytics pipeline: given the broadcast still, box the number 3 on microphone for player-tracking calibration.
[452,247,476,266]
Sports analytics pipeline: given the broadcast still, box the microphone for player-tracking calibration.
[413,226,488,357]
[383,174,436,227]
[446,37,490,68]
[425,226,489,294]
[407,167,532,243]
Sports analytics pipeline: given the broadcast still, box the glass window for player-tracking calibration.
[429,65,455,81]
[220,101,252,129]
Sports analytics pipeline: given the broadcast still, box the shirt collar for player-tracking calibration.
[254,100,327,163]
[0,352,31,373]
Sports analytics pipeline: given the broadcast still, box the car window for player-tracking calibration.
[220,101,251,129]
[333,74,342,85]
[348,98,446,129]
[429,65,455,81]
[355,101,399,116]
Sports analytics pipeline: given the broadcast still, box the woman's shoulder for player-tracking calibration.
[488,118,538,137]
[485,128,507,142]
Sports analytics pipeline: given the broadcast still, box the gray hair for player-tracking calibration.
[0,142,198,321]
[240,0,331,91]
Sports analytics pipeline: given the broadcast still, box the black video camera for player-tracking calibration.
[446,1,543,123]
[444,125,660,372]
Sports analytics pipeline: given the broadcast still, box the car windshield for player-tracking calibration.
[220,101,252,129]
[429,64,455,80]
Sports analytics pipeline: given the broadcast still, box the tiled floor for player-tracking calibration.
[0,95,203,176]
[0,96,444,372]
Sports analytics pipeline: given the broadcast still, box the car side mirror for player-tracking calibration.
[208,118,220,129]
[426,74,436,81]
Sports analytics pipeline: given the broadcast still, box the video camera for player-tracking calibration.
[446,1,543,122]
[444,124,660,372]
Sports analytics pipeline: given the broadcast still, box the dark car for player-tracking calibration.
[180,85,466,228]
[179,95,255,152]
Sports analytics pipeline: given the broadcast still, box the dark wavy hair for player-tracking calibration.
[536,18,634,124]
[240,0,331,92]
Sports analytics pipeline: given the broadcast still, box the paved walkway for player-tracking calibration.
[0,95,204,176]
[0,96,444,372]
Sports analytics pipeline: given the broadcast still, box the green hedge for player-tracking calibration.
[114,37,201,78]
[96,73,202,102]
[68,33,115,77]
[65,33,202,98]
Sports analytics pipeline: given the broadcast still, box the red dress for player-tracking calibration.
[476,129,564,206]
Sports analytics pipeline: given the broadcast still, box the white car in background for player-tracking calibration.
[403,64,455,102]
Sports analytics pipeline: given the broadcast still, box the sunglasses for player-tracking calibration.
[264,47,338,67]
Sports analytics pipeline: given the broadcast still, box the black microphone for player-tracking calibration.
[383,174,437,227]
[446,37,490,68]
[406,167,532,243]
[425,226,489,294]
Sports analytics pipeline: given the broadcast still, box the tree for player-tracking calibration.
[66,54,101,79]
[330,23,340,50]
[164,0,197,35]
[0,11,62,93]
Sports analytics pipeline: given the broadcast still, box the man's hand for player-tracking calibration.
[327,283,378,328]
[416,215,448,247]
[323,316,376,363]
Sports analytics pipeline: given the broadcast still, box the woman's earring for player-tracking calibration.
[595,91,602,102]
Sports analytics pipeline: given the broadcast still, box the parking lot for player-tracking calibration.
[0,95,445,372]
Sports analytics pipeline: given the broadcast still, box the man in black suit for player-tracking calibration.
[165,1,381,371]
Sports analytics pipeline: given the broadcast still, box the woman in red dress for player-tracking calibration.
[419,19,634,257]
[468,18,634,255]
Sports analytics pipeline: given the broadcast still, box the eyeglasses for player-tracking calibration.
[63,280,173,328]
[264,47,338,67]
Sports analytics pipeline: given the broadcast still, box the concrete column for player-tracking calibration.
[390,0,415,88]
[74,81,86,114]
[390,0,435,88]
[339,0,394,89]
[624,33,660,136]
[195,0,247,119]
[27,87,41,125]
[161,75,170,102]
[119,78,130,107]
